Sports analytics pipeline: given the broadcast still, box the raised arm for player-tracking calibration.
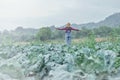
[56,27,67,30]
[70,27,79,31]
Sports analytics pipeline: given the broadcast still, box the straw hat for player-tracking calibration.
[66,22,71,27]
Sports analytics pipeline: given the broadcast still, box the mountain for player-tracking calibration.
[1,12,120,34]
[14,26,39,35]
[71,12,120,29]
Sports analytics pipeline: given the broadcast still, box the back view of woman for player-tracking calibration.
[56,23,79,46]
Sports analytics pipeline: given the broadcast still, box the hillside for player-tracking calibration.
[71,12,120,29]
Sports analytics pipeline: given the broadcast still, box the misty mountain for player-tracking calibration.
[1,12,120,41]
[0,27,39,42]
[14,27,39,34]
[71,12,120,29]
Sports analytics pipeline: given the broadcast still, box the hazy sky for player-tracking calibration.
[0,0,120,31]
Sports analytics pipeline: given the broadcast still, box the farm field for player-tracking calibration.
[0,40,120,80]
[1,0,120,80]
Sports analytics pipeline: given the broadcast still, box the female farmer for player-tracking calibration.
[56,23,79,46]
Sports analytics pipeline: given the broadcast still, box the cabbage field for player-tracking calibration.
[0,41,120,80]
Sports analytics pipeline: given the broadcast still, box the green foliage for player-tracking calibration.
[51,30,64,39]
[36,27,52,41]
[114,57,120,69]
[94,26,112,37]
[108,28,118,42]
[1,26,120,43]
[79,31,96,49]
[0,41,120,80]
[70,26,120,40]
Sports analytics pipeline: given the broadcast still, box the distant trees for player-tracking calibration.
[36,27,52,41]
[35,26,120,41]
[51,30,64,39]
[36,27,65,41]
[0,27,38,43]
[1,25,120,43]
[94,26,112,37]
[93,26,120,37]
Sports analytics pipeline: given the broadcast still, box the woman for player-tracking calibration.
[56,23,79,46]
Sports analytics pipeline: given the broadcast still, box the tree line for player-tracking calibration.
[36,26,120,41]
[0,26,120,43]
